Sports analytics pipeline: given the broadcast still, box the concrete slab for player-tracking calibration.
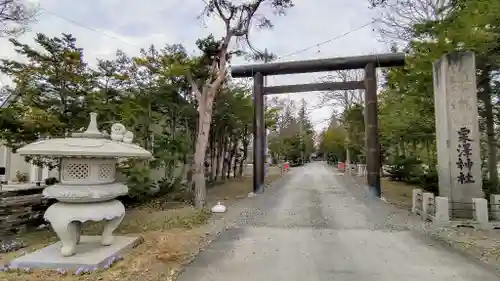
[8,235,141,270]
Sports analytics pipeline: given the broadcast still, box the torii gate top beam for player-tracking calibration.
[230,53,406,78]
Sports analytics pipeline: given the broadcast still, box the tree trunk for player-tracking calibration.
[238,149,245,176]
[226,139,232,179]
[228,138,238,179]
[479,68,498,192]
[209,131,216,181]
[190,31,231,208]
[233,139,239,178]
[215,140,221,181]
[216,135,225,180]
[193,94,215,208]
[211,146,217,181]
[238,134,248,177]
[186,119,196,186]
[221,136,229,180]
[345,123,352,176]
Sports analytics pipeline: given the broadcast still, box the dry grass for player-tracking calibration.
[380,178,414,210]
[207,174,281,205]
[0,206,211,281]
[355,177,414,210]
[0,173,282,281]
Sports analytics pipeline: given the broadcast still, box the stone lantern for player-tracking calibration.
[16,112,151,258]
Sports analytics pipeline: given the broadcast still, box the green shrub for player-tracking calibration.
[417,168,438,194]
[326,152,339,165]
[387,155,422,181]
[118,160,156,202]
[482,178,500,199]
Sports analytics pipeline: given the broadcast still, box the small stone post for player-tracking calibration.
[0,145,11,183]
[412,188,423,214]
[357,164,367,177]
[472,198,489,224]
[30,163,41,183]
[490,194,500,220]
[422,192,435,220]
[434,196,450,223]
[433,52,484,218]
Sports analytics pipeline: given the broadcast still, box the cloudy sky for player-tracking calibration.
[0,0,390,131]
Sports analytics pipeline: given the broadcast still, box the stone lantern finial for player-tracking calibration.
[85,112,99,134]
[72,112,104,139]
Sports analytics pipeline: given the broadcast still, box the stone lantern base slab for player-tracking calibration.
[9,235,141,270]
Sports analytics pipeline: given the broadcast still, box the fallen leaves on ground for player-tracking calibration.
[431,226,500,268]
[355,176,500,271]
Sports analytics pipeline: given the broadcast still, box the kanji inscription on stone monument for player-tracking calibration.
[456,126,475,184]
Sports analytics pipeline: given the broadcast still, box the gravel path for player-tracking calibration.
[177,162,500,281]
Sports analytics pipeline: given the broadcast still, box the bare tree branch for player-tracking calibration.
[318,70,364,111]
[0,0,37,37]
[371,0,450,45]
[186,72,202,101]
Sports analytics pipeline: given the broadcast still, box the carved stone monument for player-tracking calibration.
[9,113,151,270]
[433,52,484,217]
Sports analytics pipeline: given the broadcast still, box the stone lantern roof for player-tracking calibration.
[17,112,152,159]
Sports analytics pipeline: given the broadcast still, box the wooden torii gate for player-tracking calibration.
[230,53,406,197]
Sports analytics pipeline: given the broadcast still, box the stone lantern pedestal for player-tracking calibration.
[8,113,152,270]
[45,200,126,256]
